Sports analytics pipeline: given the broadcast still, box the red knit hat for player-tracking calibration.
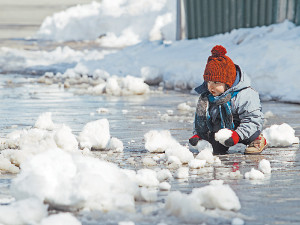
[203,45,236,87]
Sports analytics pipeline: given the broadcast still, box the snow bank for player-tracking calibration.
[36,0,176,45]
[262,123,299,147]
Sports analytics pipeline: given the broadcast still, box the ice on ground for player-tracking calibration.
[40,213,81,225]
[165,180,241,219]
[144,130,194,164]
[258,159,272,174]
[262,123,299,147]
[196,140,213,152]
[54,124,78,152]
[11,149,139,212]
[78,119,110,150]
[156,168,172,182]
[159,182,171,191]
[177,102,192,111]
[245,168,265,180]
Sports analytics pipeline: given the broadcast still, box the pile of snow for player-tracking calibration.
[10,149,139,212]
[165,180,241,220]
[36,0,176,46]
[0,112,124,173]
[144,130,194,164]
[262,123,299,147]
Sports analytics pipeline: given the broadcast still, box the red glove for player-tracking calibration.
[215,129,240,147]
[189,134,200,146]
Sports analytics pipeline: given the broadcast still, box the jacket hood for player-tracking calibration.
[194,65,251,95]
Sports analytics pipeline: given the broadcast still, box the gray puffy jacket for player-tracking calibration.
[194,65,264,141]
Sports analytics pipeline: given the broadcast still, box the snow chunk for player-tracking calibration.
[245,168,265,180]
[144,130,194,164]
[34,112,55,130]
[11,149,138,212]
[165,180,241,218]
[78,119,110,150]
[262,123,299,147]
[258,159,272,174]
[0,198,48,225]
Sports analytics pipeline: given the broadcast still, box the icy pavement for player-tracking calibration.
[0,74,299,224]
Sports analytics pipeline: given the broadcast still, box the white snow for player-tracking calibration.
[165,180,241,219]
[258,159,272,174]
[262,123,299,147]
[245,168,265,180]
[215,129,233,146]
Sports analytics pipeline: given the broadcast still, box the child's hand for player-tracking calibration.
[215,129,239,147]
[189,134,200,146]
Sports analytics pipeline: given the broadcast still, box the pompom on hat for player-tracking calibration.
[203,45,236,87]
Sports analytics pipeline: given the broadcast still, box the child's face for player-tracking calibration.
[207,81,226,96]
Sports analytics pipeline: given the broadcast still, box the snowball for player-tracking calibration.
[78,119,110,150]
[144,130,178,153]
[215,129,232,146]
[139,187,158,202]
[156,169,172,182]
[142,157,157,166]
[245,168,265,180]
[262,123,299,147]
[258,159,272,174]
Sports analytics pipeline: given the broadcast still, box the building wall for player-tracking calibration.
[183,0,300,39]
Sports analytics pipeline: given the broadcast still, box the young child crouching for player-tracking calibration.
[189,45,267,155]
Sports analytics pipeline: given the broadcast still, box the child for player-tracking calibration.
[189,45,267,155]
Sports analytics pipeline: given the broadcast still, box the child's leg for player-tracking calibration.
[208,133,229,155]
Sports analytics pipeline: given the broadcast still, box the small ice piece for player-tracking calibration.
[258,159,272,174]
[142,157,157,166]
[175,167,189,179]
[245,168,265,180]
[140,187,158,202]
[34,112,55,130]
[188,159,206,169]
[264,111,275,119]
[177,102,191,111]
[231,217,244,225]
[159,182,171,191]
[107,137,124,152]
[96,108,109,114]
[156,169,172,182]
[196,149,214,164]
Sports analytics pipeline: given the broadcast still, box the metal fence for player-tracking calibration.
[183,0,300,39]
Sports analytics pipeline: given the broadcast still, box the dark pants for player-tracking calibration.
[208,130,261,155]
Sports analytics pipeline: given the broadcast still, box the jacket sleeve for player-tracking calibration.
[233,88,264,140]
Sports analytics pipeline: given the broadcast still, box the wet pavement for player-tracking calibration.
[0,74,300,224]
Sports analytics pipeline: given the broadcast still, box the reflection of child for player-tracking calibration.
[189,45,267,155]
